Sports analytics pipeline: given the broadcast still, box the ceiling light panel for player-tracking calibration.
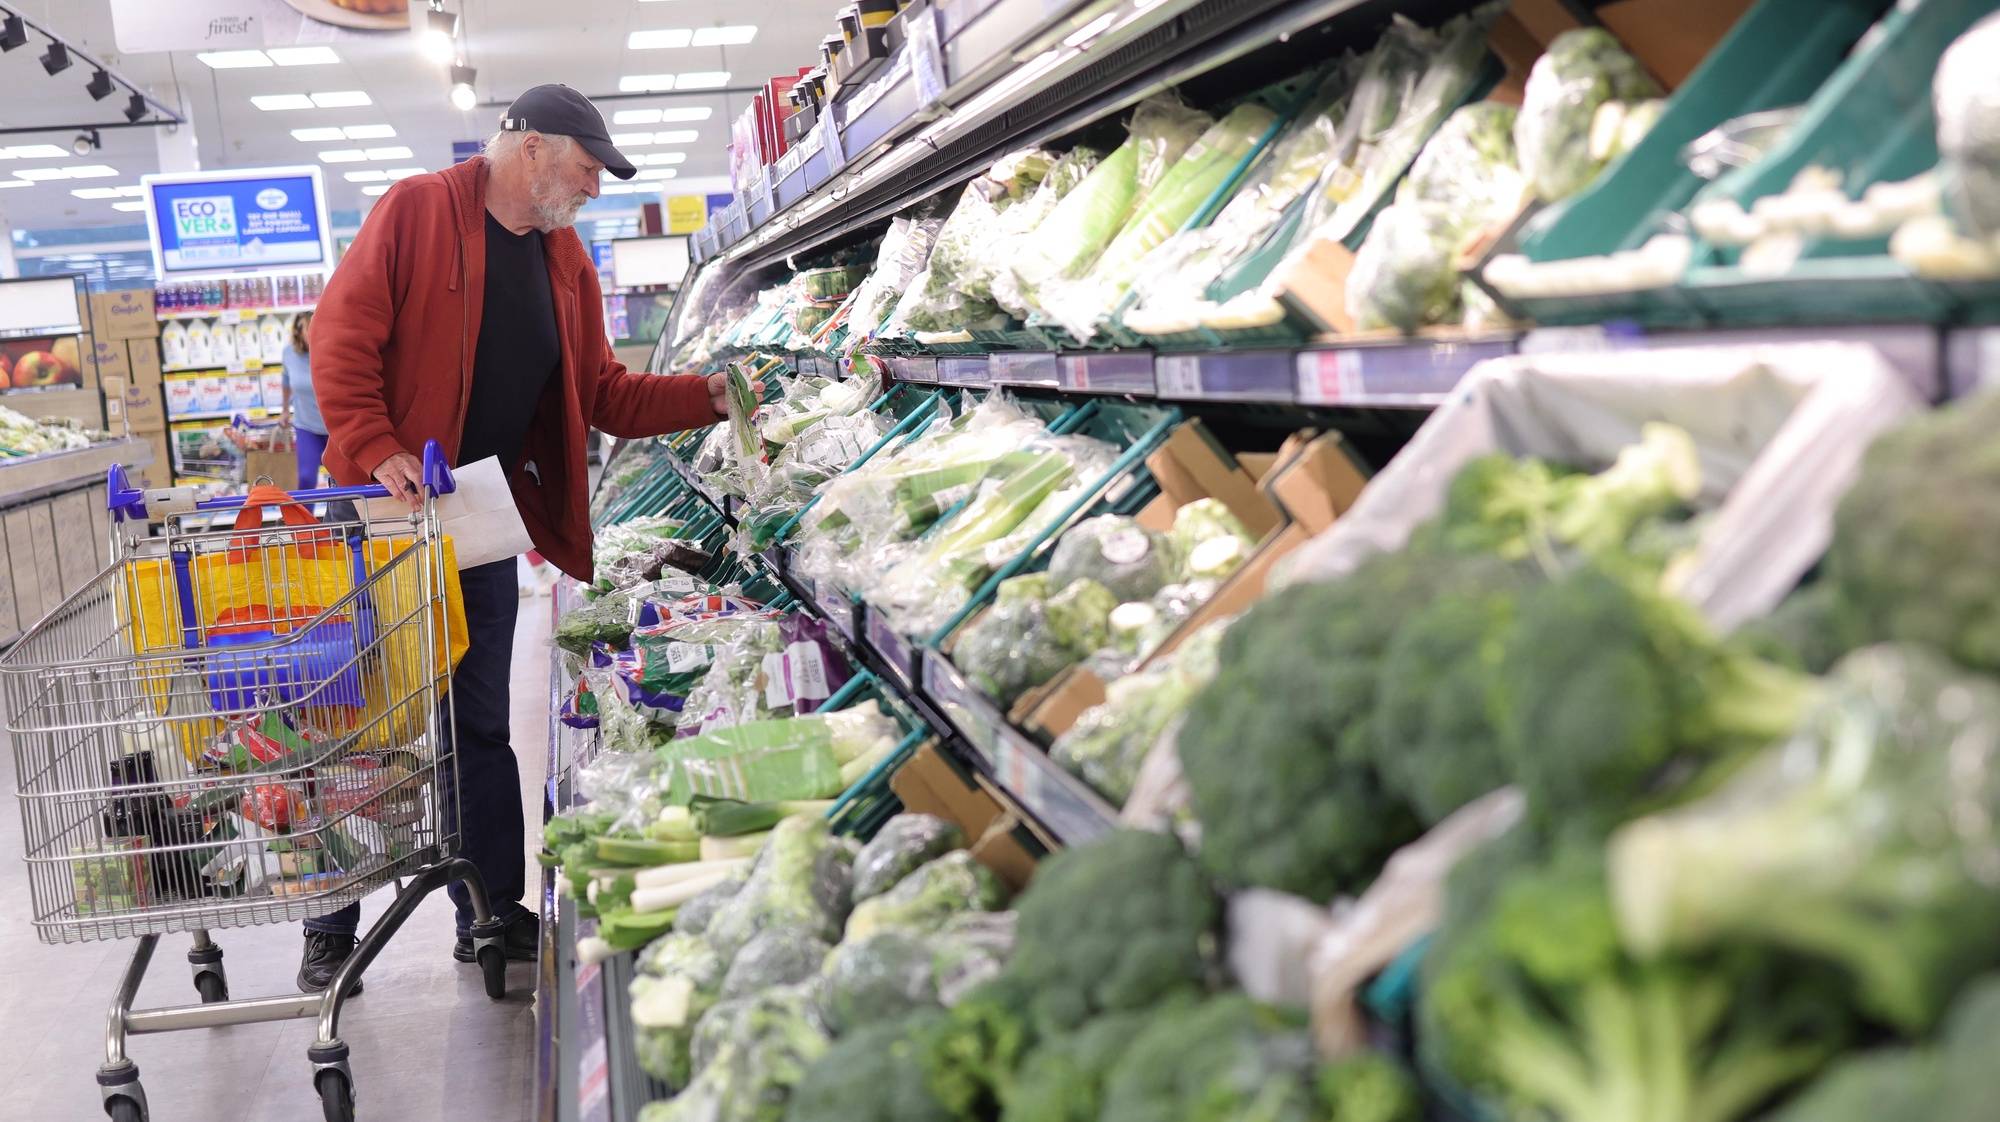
[628,28,693,49]
[0,180,30,189]
[292,127,347,142]
[365,146,413,160]
[362,184,390,197]
[659,106,713,122]
[111,200,146,211]
[117,185,144,196]
[637,168,678,179]
[252,94,315,111]
[319,150,368,163]
[674,71,729,89]
[342,124,396,139]
[198,49,272,69]
[1,144,68,159]
[691,26,756,46]
[612,109,663,125]
[654,129,698,144]
[618,74,676,92]
[344,170,388,182]
[311,91,372,108]
[635,152,687,165]
[71,187,121,199]
[611,132,656,147]
[16,168,68,181]
[65,166,117,178]
[268,46,339,66]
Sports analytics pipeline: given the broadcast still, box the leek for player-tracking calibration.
[629,869,737,914]
[700,832,771,861]
[690,796,837,837]
[596,836,701,866]
[631,856,753,890]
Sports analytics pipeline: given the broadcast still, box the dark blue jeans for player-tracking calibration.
[305,558,530,939]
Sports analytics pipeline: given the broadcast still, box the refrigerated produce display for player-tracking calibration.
[534,3,2000,1122]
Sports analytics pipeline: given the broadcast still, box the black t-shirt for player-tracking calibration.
[458,211,560,469]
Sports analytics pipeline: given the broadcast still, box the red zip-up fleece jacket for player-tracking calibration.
[311,155,716,581]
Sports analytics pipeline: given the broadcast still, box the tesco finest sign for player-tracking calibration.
[144,168,330,276]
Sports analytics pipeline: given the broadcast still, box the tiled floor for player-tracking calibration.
[0,593,555,1122]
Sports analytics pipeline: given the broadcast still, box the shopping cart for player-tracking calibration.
[1,441,508,1122]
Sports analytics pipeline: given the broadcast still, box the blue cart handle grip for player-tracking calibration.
[107,439,458,522]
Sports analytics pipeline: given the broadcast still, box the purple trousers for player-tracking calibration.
[294,427,329,491]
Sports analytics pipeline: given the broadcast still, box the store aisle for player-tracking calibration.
[0,595,556,1122]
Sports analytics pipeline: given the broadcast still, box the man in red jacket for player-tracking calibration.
[305,85,742,991]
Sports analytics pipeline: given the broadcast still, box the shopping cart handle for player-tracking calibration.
[106,439,458,522]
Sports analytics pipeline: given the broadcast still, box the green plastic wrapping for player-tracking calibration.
[1514,27,1661,202]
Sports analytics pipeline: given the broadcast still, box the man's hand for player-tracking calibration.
[373,451,425,511]
[707,372,765,418]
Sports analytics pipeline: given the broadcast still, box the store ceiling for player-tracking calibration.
[0,0,826,236]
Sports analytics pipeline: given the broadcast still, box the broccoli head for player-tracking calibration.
[1417,836,1849,1122]
[1097,994,1321,1122]
[1493,563,1817,836]
[782,1011,957,1122]
[1825,388,2000,675]
[852,814,967,903]
[1314,1052,1423,1122]
[955,597,1078,706]
[998,1010,1154,1122]
[721,926,834,1001]
[1007,829,1218,1037]
[1763,974,2000,1122]
[1178,550,1440,901]
[1371,552,1539,824]
[914,973,1037,1119]
[707,816,857,957]
[1609,643,2000,1034]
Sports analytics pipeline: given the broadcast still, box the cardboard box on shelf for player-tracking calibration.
[126,339,163,386]
[89,336,130,385]
[121,377,167,434]
[89,290,157,341]
[130,431,173,490]
[889,743,1041,890]
[50,489,97,597]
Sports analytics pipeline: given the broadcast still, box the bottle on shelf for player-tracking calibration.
[259,314,286,364]
[186,319,213,367]
[234,319,260,364]
[161,320,190,368]
[211,318,238,365]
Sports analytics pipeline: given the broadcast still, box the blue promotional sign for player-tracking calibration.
[142,166,332,277]
[452,140,483,165]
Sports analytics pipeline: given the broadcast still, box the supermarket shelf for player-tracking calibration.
[163,363,274,375]
[689,0,1422,281]
[156,304,314,322]
[168,407,273,423]
[876,336,1522,406]
[750,539,1115,844]
[0,438,151,506]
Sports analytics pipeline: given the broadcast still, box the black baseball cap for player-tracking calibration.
[500,83,636,180]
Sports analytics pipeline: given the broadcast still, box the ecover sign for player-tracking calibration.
[144,167,332,276]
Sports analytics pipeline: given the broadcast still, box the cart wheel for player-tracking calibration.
[477,945,506,999]
[316,1070,354,1122]
[105,1095,146,1122]
[195,971,228,1004]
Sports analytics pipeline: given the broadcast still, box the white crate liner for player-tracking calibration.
[1275,341,1928,630]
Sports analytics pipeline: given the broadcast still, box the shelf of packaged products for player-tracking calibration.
[163,363,275,375]
[156,304,315,322]
[167,407,273,424]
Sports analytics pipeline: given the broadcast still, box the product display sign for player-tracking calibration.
[142,167,333,278]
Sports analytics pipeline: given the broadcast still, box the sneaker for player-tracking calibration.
[298,931,364,995]
[454,910,540,963]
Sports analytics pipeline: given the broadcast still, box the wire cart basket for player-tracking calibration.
[1,441,509,1122]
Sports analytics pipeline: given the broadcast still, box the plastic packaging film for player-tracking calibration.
[1513,27,1661,203]
[1935,13,2000,238]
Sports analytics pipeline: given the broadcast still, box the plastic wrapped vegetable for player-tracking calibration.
[1048,515,1177,603]
[957,145,1102,309]
[845,852,1009,941]
[1047,579,1117,653]
[1347,201,1467,331]
[852,814,967,903]
[1936,13,2000,238]
[1002,94,1213,317]
[706,816,859,957]
[816,931,943,1036]
[847,206,950,339]
[661,984,831,1122]
[632,933,730,1089]
[676,867,750,935]
[954,596,1077,706]
[1167,499,1255,578]
[928,911,1018,1006]
[1402,101,1523,214]
[1052,628,1224,804]
[1515,28,1661,202]
[891,149,1058,334]
[721,926,835,1001]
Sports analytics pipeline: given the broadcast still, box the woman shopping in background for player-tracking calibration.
[281,312,328,490]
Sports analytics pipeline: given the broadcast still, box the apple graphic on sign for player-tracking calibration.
[12,351,71,387]
[0,353,11,385]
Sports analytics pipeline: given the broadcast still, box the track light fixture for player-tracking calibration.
[422,2,460,64]
[124,93,147,123]
[449,63,477,112]
[40,39,69,75]
[71,129,100,156]
[86,67,113,100]
[0,15,25,52]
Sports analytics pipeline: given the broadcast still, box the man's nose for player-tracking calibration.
[585,176,601,199]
